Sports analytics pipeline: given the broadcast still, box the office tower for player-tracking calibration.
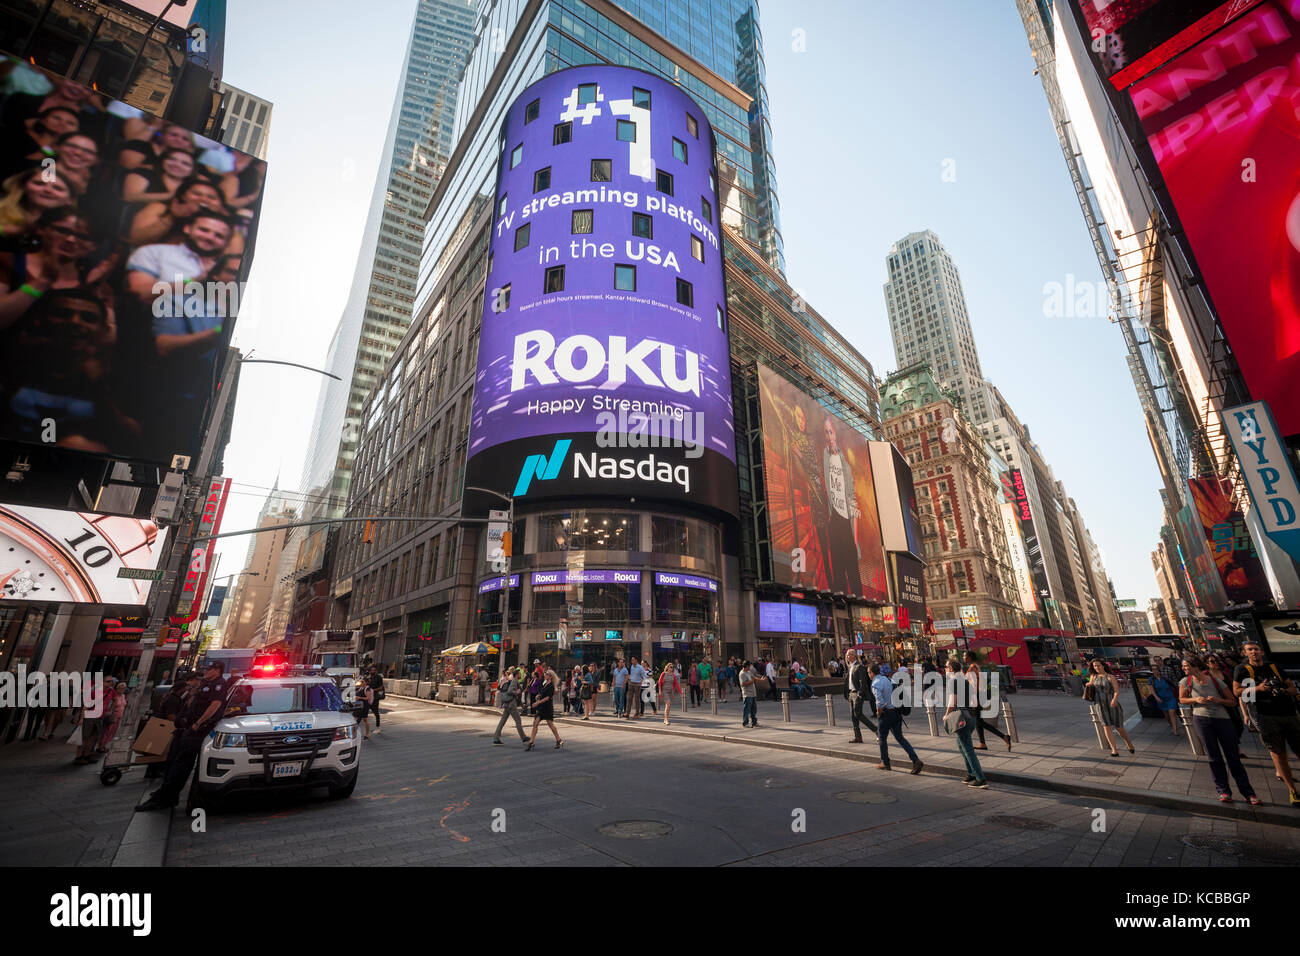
[880,364,1025,634]
[330,4,902,672]
[883,230,991,424]
[300,0,477,518]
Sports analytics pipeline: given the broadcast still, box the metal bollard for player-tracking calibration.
[1001,699,1019,744]
[681,687,688,714]
[924,705,939,736]
[1180,707,1203,755]
[824,694,835,726]
[712,691,719,715]
[1088,707,1107,750]
[781,691,791,723]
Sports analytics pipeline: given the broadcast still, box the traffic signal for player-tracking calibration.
[363,519,373,543]
[502,531,512,556]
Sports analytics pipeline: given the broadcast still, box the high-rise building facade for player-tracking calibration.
[330,8,888,674]
[883,230,991,425]
[216,81,272,159]
[300,0,477,516]
[879,364,1024,636]
[1017,0,1300,625]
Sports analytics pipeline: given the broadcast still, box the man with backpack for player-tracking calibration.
[871,662,922,774]
[1233,640,1300,807]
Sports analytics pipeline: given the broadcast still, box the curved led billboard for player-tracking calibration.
[464,67,737,517]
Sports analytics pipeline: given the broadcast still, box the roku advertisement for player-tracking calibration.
[1128,1,1300,437]
[464,67,737,517]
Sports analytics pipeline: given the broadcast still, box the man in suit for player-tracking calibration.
[843,649,877,743]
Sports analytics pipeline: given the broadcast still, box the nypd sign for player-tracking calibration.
[1225,401,1300,564]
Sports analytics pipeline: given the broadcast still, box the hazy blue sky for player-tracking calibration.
[213,0,1164,609]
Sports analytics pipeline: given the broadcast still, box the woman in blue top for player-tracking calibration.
[1148,658,1180,735]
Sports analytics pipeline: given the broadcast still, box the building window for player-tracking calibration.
[510,144,522,169]
[578,83,597,105]
[633,87,651,109]
[615,264,636,291]
[544,266,565,294]
[493,283,510,313]
[716,304,726,331]
[571,208,594,234]
[686,112,698,137]
[676,278,693,307]
[513,223,530,251]
[691,235,703,261]
[701,197,712,224]
[632,212,652,239]
[524,98,540,124]
[497,193,507,217]
[533,166,551,192]
[616,119,636,142]
[591,158,612,181]
[656,170,673,195]
[553,121,572,145]
[672,137,688,162]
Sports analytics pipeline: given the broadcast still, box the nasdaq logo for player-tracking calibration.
[513,439,572,496]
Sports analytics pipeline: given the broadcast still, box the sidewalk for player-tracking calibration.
[0,719,156,866]
[394,686,1300,826]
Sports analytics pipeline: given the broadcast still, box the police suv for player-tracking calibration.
[192,671,362,810]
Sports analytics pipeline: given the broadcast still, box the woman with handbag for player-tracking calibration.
[1084,660,1135,756]
[582,663,597,718]
[1207,654,1244,742]
[358,680,375,740]
[368,669,385,731]
[1179,656,1259,804]
[964,652,1011,752]
[658,663,681,726]
[943,659,988,789]
[525,667,563,751]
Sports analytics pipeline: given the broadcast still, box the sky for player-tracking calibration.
[212,0,1165,607]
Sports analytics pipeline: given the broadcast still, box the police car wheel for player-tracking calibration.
[328,772,358,799]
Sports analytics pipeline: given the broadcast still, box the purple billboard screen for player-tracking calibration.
[758,601,790,633]
[789,603,817,634]
[464,67,737,518]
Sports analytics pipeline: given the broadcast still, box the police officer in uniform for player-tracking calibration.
[135,661,229,811]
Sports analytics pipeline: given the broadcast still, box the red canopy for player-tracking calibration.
[969,635,1020,649]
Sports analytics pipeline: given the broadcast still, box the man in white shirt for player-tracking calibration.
[764,658,779,701]
[739,661,760,728]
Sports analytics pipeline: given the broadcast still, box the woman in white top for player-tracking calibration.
[1179,655,1258,804]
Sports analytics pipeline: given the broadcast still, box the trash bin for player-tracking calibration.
[1130,670,1163,717]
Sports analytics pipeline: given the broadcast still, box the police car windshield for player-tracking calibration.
[228,681,344,714]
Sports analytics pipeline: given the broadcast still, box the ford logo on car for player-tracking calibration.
[283,735,302,744]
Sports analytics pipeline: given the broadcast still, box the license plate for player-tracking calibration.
[272,761,304,778]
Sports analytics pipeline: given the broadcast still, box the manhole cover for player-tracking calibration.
[692,761,749,773]
[1180,835,1296,865]
[833,790,898,805]
[1058,766,1122,778]
[598,820,674,839]
[753,776,806,790]
[542,774,596,786]
[985,814,1058,831]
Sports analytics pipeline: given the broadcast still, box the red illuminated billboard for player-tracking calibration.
[1128,2,1300,436]
[756,364,888,601]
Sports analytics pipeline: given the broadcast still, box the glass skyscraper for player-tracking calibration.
[300,0,477,517]
[415,0,783,324]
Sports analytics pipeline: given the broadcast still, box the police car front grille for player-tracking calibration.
[246,729,335,755]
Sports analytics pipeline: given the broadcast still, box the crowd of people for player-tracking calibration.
[0,58,265,459]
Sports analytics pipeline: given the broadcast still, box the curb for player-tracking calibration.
[111,776,171,867]
[390,693,1300,827]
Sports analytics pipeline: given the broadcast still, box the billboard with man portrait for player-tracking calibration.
[756,363,887,601]
[0,56,266,465]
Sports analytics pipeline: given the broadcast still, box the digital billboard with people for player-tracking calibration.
[0,56,266,464]
[756,363,887,601]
